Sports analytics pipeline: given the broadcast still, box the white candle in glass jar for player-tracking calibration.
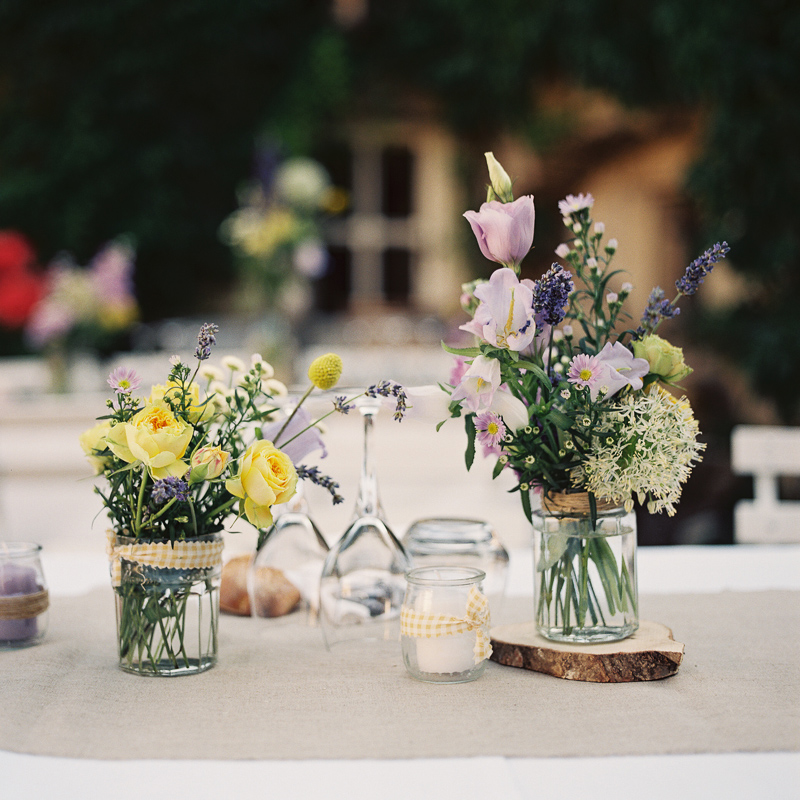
[413,586,475,674]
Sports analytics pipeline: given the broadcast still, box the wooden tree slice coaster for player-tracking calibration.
[490,620,684,683]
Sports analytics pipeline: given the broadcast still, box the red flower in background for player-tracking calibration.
[0,231,45,328]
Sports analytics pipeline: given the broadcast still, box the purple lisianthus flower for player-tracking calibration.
[450,355,501,413]
[463,195,535,269]
[262,406,327,463]
[460,268,538,351]
[475,411,506,449]
[107,366,141,395]
[594,341,649,400]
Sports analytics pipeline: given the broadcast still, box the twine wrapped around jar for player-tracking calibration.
[541,490,619,516]
[0,590,49,620]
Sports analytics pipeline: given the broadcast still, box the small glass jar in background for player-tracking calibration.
[0,542,49,649]
[402,518,509,614]
[400,566,490,684]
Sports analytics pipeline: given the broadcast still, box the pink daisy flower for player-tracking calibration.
[475,411,506,449]
[567,354,604,392]
[107,366,141,395]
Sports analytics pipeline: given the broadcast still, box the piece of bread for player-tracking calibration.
[220,555,301,617]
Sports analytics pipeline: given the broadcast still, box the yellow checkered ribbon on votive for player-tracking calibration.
[400,586,492,664]
[106,530,224,587]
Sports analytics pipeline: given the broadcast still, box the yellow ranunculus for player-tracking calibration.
[105,404,193,479]
[79,420,113,474]
[225,440,297,529]
[148,381,215,423]
[632,334,693,385]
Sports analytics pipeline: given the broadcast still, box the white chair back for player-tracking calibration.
[731,425,800,543]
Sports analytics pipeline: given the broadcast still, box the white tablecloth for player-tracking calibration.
[3,544,799,800]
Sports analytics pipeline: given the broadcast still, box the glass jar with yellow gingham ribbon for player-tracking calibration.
[400,566,491,684]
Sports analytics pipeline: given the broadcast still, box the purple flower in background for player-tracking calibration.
[195,323,219,361]
[460,268,538,351]
[533,264,574,326]
[151,476,190,505]
[676,242,730,296]
[262,406,327,462]
[449,356,469,387]
[90,241,136,304]
[107,366,141,395]
[463,196,535,269]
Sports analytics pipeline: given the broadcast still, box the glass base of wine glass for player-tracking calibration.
[319,515,411,649]
[248,509,329,624]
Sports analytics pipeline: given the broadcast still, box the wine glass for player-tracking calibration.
[247,478,329,623]
[319,394,411,648]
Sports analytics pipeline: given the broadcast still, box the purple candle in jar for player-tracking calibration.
[0,562,40,641]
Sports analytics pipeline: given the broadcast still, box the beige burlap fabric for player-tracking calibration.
[0,589,797,760]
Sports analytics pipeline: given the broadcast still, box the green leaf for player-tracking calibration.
[441,341,481,358]
[521,487,533,524]
[464,414,476,471]
[491,458,505,479]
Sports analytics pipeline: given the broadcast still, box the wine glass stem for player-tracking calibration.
[355,409,382,518]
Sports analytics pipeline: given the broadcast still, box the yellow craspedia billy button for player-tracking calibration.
[308,353,343,390]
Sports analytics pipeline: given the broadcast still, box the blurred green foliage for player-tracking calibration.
[0,0,349,319]
[1,0,798,418]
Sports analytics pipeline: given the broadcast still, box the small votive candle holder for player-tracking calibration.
[400,566,491,684]
[0,542,49,650]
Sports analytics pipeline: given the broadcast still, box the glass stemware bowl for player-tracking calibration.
[319,394,411,648]
[247,480,329,624]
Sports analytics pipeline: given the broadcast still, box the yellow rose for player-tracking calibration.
[148,381,215,423]
[79,420,113,474]
[189,445,230,484]
[225,440,297,529]
[632,334,693,385]
[105,404,193,479]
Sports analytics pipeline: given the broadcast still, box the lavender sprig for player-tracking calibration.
[296,465,343,505]
[195,323,219,361]
[635,287,681,339]
[333,395,355,414]
[365,381,408,421]
[533,263,574,326]
[151,476,190,505]
[634,242,730,338]
[675,242,730,296]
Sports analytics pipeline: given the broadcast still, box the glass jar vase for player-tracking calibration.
[109,532,223,676]
[0,542,49,650]
[400,566,491,684]
[533,492,638,643]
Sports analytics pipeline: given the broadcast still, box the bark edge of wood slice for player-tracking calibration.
[490,620,684,683]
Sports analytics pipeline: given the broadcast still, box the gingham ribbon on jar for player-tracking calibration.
[400,586,492,664]
[106,531,224,587]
